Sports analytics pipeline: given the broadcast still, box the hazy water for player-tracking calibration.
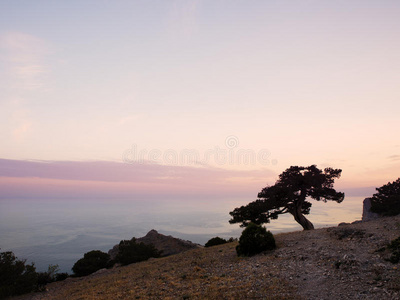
[0,197,363,273]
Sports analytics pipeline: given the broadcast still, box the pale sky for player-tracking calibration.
[1,1,399,199]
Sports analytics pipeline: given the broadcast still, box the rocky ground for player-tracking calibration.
[15,215,400,299]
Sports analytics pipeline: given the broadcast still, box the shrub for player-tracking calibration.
[36,264,66,291]
[236,223,276,256]
[116,238,162,266]
[205,237,228,247]
[387,236,400,264]
[72,250,110,277]
[55,272,69,281]
[0,251,38,299]
[370,178,400,216]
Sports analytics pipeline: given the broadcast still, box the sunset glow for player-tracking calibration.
[1,1,399,200]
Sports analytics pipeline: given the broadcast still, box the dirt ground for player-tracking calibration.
[15,215,400,299]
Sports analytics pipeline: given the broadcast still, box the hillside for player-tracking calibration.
[16,215,400,299]
[108,229,200,260]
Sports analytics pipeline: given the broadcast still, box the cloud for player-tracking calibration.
[0,31,52,91]
[0,32,53,141]
[8,108,32,141]
[0,31,51,61]
[0,159,277,199]
[12,120,32,141]
[388,155,400,161]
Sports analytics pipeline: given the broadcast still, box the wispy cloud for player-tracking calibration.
[388,155,400,161]
[0,31,52,91]
[0,32,53,141]
[12,119,32,141]
[0,159,277,199]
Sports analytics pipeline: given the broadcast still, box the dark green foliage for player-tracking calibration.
[230,165,344,230]
[72,250,111,277]
[0,251,68,297]
[0,251,38,299]
[387,236,400,263]
[36,264,65,291]
[116,238,162,266]
[55,272,69,281]
[36,272,52,291]
[236,223,276,256]
[205,237,228,247]
[370,178,400,216]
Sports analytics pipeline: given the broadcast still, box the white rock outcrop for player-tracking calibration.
[362,198,380,221]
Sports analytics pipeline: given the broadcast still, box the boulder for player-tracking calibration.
[362,198,381,221]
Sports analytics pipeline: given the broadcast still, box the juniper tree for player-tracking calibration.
[229,165,344,230]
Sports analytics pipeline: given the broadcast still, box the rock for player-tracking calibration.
[362,198,381,221]
[351,220,363,224]
[338,222,350,226]
[89,268,108,277]
[108,229,200,260]
[108,244,120,261]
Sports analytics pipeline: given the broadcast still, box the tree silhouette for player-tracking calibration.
[370,178,400,216]
[229,165,344,230]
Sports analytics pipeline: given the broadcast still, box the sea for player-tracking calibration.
[0,197,363,273]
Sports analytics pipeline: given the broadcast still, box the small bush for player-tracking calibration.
[116,238,162,266]
[236,223,276,257]
[72,250,111,277]
[0,251,38,299]
[205,237,227,247]
[36,264,67,291]
[55,272,69,281]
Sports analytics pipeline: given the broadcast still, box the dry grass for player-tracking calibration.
[23,242,298,300]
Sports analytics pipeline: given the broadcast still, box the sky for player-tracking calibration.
[0,0,399,200]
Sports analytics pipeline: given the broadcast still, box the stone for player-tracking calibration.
[108,229,200,260]
[362,198,381,221]
[338,222,350,226]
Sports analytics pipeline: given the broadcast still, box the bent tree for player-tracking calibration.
[229,165,344,230]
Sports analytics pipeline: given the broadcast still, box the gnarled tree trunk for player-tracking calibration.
[291,208,314,230]
[290,193,315,230]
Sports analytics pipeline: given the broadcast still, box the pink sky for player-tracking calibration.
[0,159,379,200]
[0,1,399,201]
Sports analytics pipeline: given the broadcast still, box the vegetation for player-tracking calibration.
[236,223,276,256]
[115,238,162,266]
[370,178,400,216]
[205,237,228,247]
[70,238,162,277]
[229,165,344,230]
[387,236,400,264]
[5,216,400,299]
[0,250,69,298]
[72,250,111,277]
[0,251,37,299]
[36,264,68,291]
